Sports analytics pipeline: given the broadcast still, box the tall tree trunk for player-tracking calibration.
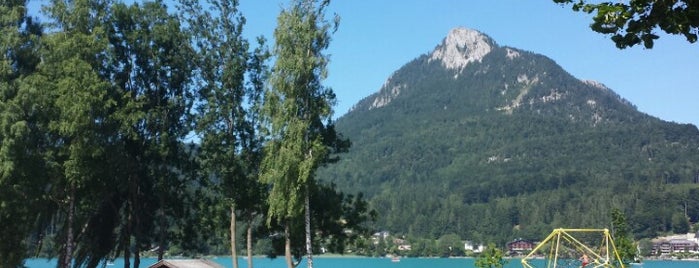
[304,186,313,268]
[133,175,141,268]
[246,213,253,268]
[123,233,131,268]
[158,202,166,260]
[284,222,294,268]
[158,232,165,260]
[124,196,133,268]
[231,205,239,268]
[61,186,76,268]
[134,247,141,268]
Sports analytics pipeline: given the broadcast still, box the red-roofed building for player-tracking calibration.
[507,238,535,254]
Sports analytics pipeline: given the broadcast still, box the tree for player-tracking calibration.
[1,0,355,266]
[685,188,699,223]
[259,0,341,267]
[637,238,654,257]
[102,1,196,266]
[475,243,507,268]
[178,0,270,267]
[238,36,271,268]
[40,1,120,266]
[611,208,636,264]
[553,0,699,48]
[265,183,374,262]
[671,212,689,234]
[0,1,48,266]
[18,1,199,267]
[437,234,464,257]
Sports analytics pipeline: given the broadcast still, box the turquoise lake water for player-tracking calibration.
[24,257,699,268]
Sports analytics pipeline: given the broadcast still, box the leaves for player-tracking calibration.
[0,0,205,265]
[0,1,367,265]
[259,1,351,267]
[555,0,699,48]
[475,243,507,268]
[0,1,53,266]
[612,208,636,264]
[260,0,340,225]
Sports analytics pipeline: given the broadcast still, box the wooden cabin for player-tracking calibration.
[148,259,223,268]
[507,238,535,255]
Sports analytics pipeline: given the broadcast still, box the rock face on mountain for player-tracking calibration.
[429,28,495,70]
[320,27,699,243]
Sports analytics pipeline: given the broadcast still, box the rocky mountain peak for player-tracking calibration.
[429,27,495,70]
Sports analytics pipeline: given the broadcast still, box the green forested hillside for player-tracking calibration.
[319,28,699,245]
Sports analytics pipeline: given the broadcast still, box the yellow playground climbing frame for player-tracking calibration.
[521,228,626,268]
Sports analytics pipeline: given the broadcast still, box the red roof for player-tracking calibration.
[148,259,223,268]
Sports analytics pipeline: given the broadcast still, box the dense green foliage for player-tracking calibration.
[263,184,373,259]
[0,1,46,266]
[4,1,203,267]
[611,208,636,264]
[554,0,699,48]
[319,34,699,246]
[475,243,507,268]
[178,0,270,267]
[259,1,348,267]
[0,1,369,267]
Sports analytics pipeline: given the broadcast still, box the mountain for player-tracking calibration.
[319,28,699,244]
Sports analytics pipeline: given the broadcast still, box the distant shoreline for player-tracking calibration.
[226,254,699,262]
[643,258,699,262]
[27,255,699,262]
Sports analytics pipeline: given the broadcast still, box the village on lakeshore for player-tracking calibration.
[368,230,699,260]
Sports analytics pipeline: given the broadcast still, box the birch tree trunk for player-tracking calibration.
[284,223,294,268]
[247,215,253,268]
[304,186,313,268]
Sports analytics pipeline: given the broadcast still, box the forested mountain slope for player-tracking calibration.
[319,28,699,244]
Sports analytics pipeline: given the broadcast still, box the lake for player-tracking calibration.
[24,256,699,268]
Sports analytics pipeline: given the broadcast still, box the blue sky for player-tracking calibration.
[240,0,698,127]
[27,0,698,127]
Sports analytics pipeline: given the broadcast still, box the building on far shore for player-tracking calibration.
[464,241,484,253]
[650,233,699,255]
[507,238,536,255]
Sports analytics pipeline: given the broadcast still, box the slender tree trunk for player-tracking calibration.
[123,233,131,268]
[158,230,165,260]
[231,205,239,268]
[62,187,76,268]
[134,248,141,268]
[246,213,253,268]
[304,186,313,268]
[124,199,132,268]
[133,174,141,268]
[284,222,294,268]
[158,204,166,260]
